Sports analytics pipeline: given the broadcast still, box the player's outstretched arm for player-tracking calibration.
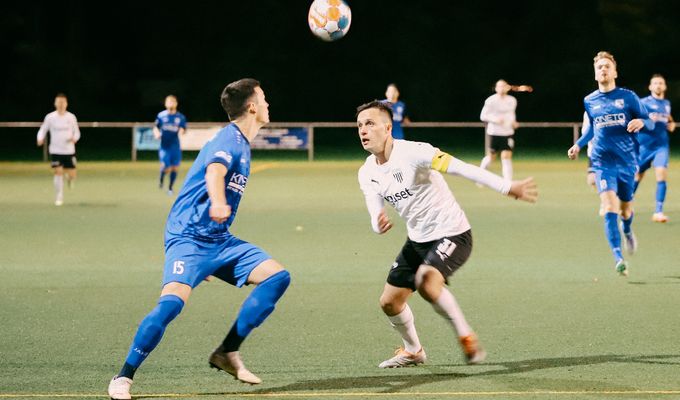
[205,163,231,223]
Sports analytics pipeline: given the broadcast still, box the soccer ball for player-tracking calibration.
[308,0,352,42]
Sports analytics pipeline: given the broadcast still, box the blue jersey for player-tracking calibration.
[156,110,187,149]
[639,95,671,150]
[165,123,251,242]
[577,87,652,170]
[383,99,407,139]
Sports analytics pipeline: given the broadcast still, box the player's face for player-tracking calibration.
[54,97,67,112]
[495,80,510,95]
[165,96,178,111]
[385,85,399,102]
[252,86,269,124]
[594,59,617,84]
[649,77,667,96]
[357,108,392,154]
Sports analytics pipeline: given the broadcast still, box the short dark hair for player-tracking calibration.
[55,93,67,99]
[651,73,665,80]
[220,78,260,120]
[356,100,393,121]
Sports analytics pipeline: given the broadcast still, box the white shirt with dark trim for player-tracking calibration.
[37,111,80,155]
[480,94,517,136]
[358,140,471,243]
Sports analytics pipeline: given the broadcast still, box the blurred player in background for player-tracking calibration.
[356,101,537,368]
[36,93,80,206]
[479,79,518,180]
[109,79,291,399]
[568,51,653,276]
[383,83,410,139]
[634,74,675,223]
[154,95,187,195]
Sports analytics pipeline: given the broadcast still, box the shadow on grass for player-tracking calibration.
[135,354,680,397]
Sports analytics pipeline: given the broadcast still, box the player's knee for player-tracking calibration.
[379,294,401,315]
[415,268,444,302]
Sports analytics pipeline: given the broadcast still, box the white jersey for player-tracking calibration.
[37,111,80,155]
[480,93,517,136]
[358,140,471,243]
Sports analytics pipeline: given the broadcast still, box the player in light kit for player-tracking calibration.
[634,74,675,223]
[383,84,410,140]
[479,79,518,180]
[357,101,537,368]
[568,51,653,276]
[153,95,187,195]
[36,93,81,206]
[108,79,291,399]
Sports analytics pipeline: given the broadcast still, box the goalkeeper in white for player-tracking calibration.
[356,100,537,368]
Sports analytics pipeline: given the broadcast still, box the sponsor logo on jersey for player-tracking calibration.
[228,173,248,194]
[593,113,626,128]
[383,188,414,205]
[614,99,625,109]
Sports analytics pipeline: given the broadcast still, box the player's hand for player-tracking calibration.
[512,121,520,129]
[668,120,676,133]
[37,139,44,147]
[567,144,580,160]
[627,119,645,133]
[377,209,392,234]
[508,177,538,203]
[209,204,232,224]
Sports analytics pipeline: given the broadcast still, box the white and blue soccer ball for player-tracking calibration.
[308,0,352,42]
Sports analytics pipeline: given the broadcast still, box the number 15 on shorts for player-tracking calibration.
[173,261,185,275]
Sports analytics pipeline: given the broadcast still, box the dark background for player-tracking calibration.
[2,0,679,159]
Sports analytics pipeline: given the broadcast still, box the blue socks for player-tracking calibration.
[169,171,177,191]
[656,181,667,213]
[604,212,623,261]
[120,294,185,378]
[222,270,291,352]
[621,213,634,236]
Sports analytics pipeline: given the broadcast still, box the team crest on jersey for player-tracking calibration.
[614,99,625,109]
[393,170,404,183]
[175,117,180,124]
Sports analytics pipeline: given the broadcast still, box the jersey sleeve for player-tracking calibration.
[480,97,493,122]
[71,114,81,143]
[37,114,50,142]
[179,114,187,129]
[155,114,162,129]
[203,135,235,169]
[404,141,438,170]
[358,167,385,234]
[576,104,594,149]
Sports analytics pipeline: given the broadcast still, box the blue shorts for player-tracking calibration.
[594,167,636,202]
[162,235,271,288]
[159,147,181,168]
[638,146,669,173]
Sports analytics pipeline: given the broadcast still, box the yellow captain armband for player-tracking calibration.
[431,150,453,172]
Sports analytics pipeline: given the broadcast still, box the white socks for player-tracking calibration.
[387,304,422,353]
[432,289,472,338]
[480,156,491,170]
[501,159,513,180]
[54,175,64,201]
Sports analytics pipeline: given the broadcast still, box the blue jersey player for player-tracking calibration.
[153,95,187,195]
[109,79,291,399]
[384,83,410,140]
[634,74,675,223]
[568,51,653,277]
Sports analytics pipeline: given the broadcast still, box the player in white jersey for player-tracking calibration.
[36,93,81,206]
[356,101,537,368]
[479,79,518,180]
